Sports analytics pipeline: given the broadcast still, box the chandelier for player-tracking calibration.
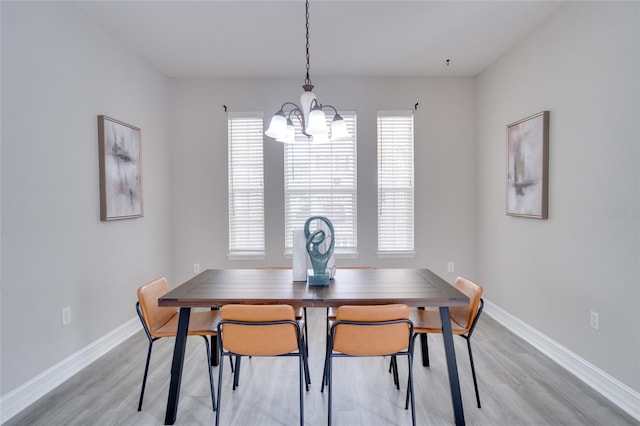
[264,0,349,143]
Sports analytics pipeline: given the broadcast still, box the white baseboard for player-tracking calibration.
[0,317,140,424]
[484,300,640,422]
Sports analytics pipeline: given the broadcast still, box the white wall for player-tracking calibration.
[476,1,640,392]
[1,2,172,395]
[168,77,477,284]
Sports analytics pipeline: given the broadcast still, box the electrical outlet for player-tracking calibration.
[447,262,455,273]
[193,263,200,273]
[62,306,72,326]
[590,310,599,330]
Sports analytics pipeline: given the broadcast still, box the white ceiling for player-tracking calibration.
[73,0,563,79]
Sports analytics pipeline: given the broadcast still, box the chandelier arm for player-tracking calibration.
[285,107,311,139]
[320,104,338,115]
[280,101,302,112]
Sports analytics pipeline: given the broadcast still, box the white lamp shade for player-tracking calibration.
[276,121,296,143]
[330,116,349,140]
[306,108,328,135]
[265,112,287,139]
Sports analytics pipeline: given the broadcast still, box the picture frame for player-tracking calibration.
[98,115,143,221]
[506,111,549,219]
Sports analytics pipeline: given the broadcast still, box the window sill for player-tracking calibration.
[227,251,266,261]
[377,251,416,259]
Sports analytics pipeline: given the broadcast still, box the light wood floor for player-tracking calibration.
[6,308,638,426]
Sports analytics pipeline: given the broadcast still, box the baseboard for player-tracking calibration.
[0,317,140,424]
[484,300,640,422]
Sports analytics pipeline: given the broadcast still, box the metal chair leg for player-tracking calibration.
[464,335,481,408]
[233,355,241,390]
[137,339,154,411]
[215,347,225,426]
[391,355,400,389]
[298,350,305,426]
[301,336,311,390]
[201,336,216,411]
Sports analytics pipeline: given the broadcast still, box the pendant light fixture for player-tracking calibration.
[265,0,349,143]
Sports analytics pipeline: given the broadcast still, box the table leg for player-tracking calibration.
[210,308,220,366]
[211,336,219,366]
[440,306,465,426]
[164,307,191,425]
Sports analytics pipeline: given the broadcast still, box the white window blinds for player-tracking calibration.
[227,112,265,258]
[377,111,415,256]
[284,112,357,254]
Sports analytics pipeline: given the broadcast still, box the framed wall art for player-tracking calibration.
[98,115,143,221]
[506,111,549,219]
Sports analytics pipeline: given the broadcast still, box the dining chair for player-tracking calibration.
[135,277,218,412]
[409,275,484,408]
[256,266,308,348]
[228,267,311,391]
[323,266,377,382]
[323,304,416,426]
[215,304,308,426]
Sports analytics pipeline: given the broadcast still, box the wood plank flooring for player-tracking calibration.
[5,308,638,426]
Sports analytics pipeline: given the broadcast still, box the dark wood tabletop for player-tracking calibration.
[158,268,469,308]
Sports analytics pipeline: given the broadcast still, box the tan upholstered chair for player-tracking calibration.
[135,277,219,411]
[256,266,308,346]
[323,304,416,426]
[215,304,308,426]
[410,276,484,408]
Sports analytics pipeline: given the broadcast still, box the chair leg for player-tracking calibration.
[298,349,305,426]
[303,307,309,357]
[201,336,216,411]
[137,340,154,411]
[391,355,400,389]
[464,336,481,408]
[321,334,331,391]
[301,336,311,390]
[215,350,225,426]
[233,355,241,390]
[420,333,430,366]
[327,353,333,426]
[407,353,416,426]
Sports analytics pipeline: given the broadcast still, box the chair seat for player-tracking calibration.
[153,310,221,338]
[409,309,467,335]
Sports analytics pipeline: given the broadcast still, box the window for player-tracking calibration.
[284,112,357,255]
[227,112,265,259]
[377,111,414,256]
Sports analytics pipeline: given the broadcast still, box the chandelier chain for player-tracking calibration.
[305,0,311,86]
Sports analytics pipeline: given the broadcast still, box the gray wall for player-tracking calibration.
[476,1,640,391]
[1,2,172,394]
[169,77,477,284]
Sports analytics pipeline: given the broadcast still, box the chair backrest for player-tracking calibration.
[137,277,176,335]
[220,304,299,356]
[450,276,483,332]
[333,304,411,356]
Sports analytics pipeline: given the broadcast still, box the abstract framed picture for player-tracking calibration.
[506,111,549,219]
[98,115,143,221]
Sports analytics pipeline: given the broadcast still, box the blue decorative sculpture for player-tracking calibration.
[304,216,335,286]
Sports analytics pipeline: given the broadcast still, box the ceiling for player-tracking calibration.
[73,0,563,79]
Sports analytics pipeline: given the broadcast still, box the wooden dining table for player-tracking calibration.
[158,268,469,425]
